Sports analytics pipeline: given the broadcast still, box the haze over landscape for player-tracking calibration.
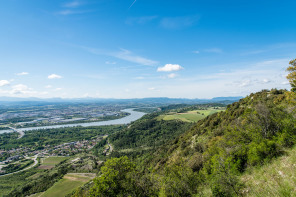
[1,0,295,99]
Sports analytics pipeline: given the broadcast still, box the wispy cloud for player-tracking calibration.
[129,0,137,9]
[114,48,158,66]
[135,76,145,80]
[83,47,158,66]
[48,74,62,79]
[56,10,92,16]
[63,1,81,8]
[241,42,296,56]
[167,73,177,78]
[16,72,29,76]
[125,16,158,25]
[56,1,92,16]
[160,15,200,29]
[105,61,117,65]
[192,51,200,54]
[45,85,52,89]
[157,64,184,72]
[262,78,271,84]
[204,48,223,53]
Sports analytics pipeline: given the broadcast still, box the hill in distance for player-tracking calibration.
[0,96,243,105]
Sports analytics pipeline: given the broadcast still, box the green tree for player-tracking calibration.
[286,59,296,92]
[89,156,138,197]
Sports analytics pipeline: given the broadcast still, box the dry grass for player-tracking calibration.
[241,146,296,197]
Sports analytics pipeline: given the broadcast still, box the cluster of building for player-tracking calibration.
[0,136,106,165]
[0,104,123,126]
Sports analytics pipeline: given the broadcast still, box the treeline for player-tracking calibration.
[160,103,225,112]
[0,125,124,150]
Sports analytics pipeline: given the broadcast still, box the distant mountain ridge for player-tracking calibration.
[0,96,243,104]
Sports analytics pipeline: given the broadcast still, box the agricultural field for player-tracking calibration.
[36,173,96,197]
[38,157,67,170]
[158,107,225,122]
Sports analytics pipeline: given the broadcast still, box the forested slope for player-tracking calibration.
[78,89,296,197]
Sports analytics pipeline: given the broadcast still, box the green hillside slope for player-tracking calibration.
[78,89,296,197]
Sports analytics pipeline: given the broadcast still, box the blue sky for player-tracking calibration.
[0,0,295,98]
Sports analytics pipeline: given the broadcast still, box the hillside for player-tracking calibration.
[74,89,296,197]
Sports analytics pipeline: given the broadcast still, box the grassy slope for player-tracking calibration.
[40,173,95,197]
[242,146,296,197]
[159,108,224,122]
[0,168,41,196]
[41,157,67,166]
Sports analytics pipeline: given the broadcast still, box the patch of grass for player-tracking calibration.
[241,146,296,196]
[41,157,67,166]
[159,108,224,123]
[40,173,95,197]
[0,168,41,196]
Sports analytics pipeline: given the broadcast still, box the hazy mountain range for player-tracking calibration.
[0,96,243,105]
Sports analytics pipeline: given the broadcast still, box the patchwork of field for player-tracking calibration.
[38,157,67,170]
[33,173,96,197]
[158,108,225,122]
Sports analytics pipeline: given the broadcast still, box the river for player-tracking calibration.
[0,109,146,135]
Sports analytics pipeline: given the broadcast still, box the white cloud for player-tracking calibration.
[55,88,63,91]
[83,93,89,97]
[40,91,49,95]
[16,72,29,76]
[45,85,52,89]
[192,51,200,54]
[48,74,62,79]
[0,80,10,87]
[157,64,184,72]
[239,80,251,87]
[10,84,33,95]
[167,73,177,78]
[148,87,160,92]
[204,48,223,53]
[262,79,271,84]
[135,76,145,80]
[282,81,289,85]
[105,61,117,65]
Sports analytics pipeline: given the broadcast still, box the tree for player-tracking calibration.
[89,156,138,197]
[286,59,296,92]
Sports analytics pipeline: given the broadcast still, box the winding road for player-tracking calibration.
[0,155,38,177]
[9,127,25,139]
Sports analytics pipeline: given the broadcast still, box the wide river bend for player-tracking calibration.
[0,109,146,135]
